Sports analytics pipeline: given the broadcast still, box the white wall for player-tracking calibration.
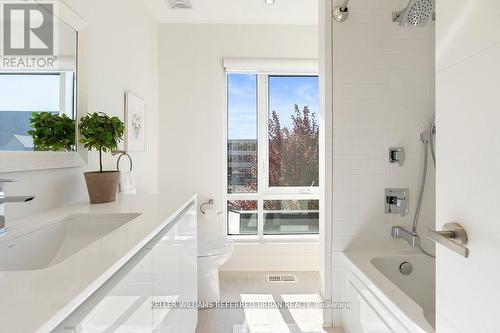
[330,0,435,323]
[63,0,160,194]
[158,24,319,271]
[436,0,500,332]
[1,0,159,221]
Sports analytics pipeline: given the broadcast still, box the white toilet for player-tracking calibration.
[198,236,234,302]
[198,200,234,302]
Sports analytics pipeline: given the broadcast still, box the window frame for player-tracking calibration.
[224,70,320,241]
[262,74,320,196]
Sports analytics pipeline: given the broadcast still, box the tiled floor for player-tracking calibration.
[195,272,345,333]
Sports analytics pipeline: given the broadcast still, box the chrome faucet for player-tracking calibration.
[0,179,35,234]
[391,226,420,248]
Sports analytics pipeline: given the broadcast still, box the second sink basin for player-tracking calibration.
[0,213,141,271]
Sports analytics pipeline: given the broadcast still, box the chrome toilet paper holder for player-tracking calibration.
[200,199,222,215]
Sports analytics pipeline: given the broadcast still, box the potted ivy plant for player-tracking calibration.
[79,112,125,204]
[28,112,76,151]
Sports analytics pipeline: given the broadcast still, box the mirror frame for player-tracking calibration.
[0,1,88,173]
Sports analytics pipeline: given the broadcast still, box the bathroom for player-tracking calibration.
[0,0,497,332]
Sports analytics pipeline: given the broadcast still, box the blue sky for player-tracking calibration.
[0,74,60,111]
[228,74,319,140]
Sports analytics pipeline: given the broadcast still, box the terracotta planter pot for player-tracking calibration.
[84,171,120,204]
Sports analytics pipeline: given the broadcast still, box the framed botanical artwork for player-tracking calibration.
[125,92,146,152]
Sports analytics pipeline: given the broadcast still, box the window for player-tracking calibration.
[227,200,258,235]
[227,74,258,194]
[268,76,319,188]
[0,73,76,151]
[226,72,319,238]
[264,200,319,235]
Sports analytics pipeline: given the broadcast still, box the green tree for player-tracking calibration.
[28,112,76,151]
[78,112,125,172]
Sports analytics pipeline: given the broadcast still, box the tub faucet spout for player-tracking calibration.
[391,226,420,248]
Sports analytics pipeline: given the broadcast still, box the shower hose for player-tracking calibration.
[413,134,436,258]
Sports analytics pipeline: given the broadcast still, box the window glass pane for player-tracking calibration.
[263,200,319,235]
[227,200,258,235]
[268,76,319,187]
[227,74,258,193]
[0,74,63,152]
[0,74,60,111]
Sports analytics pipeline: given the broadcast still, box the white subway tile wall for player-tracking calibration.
[331,0,435,318]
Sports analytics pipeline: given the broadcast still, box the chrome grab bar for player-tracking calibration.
[426,222,470,258]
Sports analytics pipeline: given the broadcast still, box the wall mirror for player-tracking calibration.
[0,2,87,172]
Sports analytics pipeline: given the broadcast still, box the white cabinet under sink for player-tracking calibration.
[179,206,198,332]
[151,222,181,332]
[53,204,197,333]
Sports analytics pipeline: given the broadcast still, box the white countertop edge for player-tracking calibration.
[341,250,434,333]
[24,194,197,333]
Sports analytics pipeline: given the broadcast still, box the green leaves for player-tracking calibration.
[29,112,76,152]
[78,112,125,172]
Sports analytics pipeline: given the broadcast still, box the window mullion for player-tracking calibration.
[257,74,268,191]
[257,74,268,238]
[257,198,264,239]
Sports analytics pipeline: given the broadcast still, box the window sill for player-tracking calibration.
[228,234,319,244]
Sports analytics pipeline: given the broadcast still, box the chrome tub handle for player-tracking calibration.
[426,223,470,258]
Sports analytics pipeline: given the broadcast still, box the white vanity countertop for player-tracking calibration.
[0,192,197,333]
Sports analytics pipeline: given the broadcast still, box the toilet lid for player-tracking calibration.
[198,237,234,257]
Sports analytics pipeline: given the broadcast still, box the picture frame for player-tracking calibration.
[125,92,146,152]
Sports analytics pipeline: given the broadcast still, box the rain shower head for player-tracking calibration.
[393,0,434,27]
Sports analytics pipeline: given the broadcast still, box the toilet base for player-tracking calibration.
[197,250,233,303]
[198,262,221,302]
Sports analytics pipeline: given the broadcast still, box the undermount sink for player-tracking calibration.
[0,213,141,271]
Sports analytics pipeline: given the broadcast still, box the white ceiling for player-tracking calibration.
[142,0,318,25]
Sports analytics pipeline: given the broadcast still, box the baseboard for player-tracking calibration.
[220,242,320,272]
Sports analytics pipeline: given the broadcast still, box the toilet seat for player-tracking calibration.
[198,237,234,257]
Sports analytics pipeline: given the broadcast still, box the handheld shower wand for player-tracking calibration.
[412,119,437,258]
[392,119,437,258]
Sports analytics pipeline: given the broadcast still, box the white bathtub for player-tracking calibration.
[341,250,435,333]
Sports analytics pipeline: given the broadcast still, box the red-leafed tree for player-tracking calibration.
[229,104,319,212]
[269,104,319,188]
